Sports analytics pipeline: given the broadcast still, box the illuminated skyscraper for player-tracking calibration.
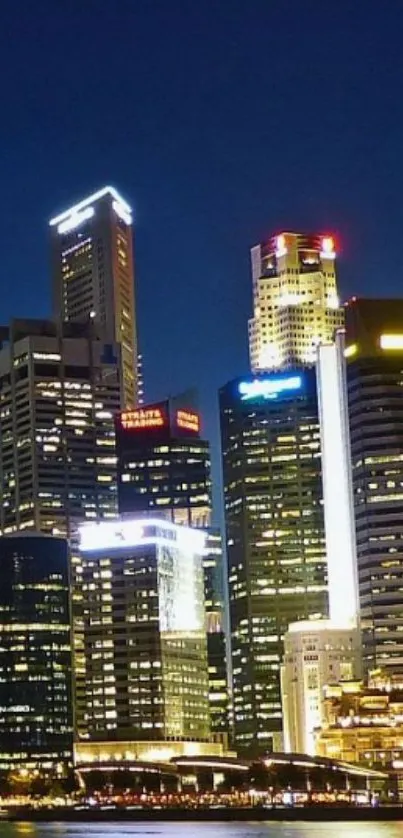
[219,370,328,755]
[0,533,73,775]
[115,397,210,528]
[0,319,121,736]
[280,334,361,757]
[0,319,120,538]
[79,518,210,743]
[248,232,344,371]
[345,298,403,673]
[115,398,230,737]
[50,186,138,407]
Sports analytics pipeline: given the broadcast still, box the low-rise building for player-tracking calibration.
[281,619,361,755]
[315,671,403,773]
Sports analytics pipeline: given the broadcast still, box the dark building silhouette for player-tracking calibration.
[0,533,73,774]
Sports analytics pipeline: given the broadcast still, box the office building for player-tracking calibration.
[345,298,403,673]
[281,620,361,755]
[79,517,210,743]
[219,369,328,755]
[0,319,120,538]
[0,318,121,737]
[0,533,73,775]
[50,186,138,407]
[115,397,210,527]
[248,232,343,372]
[280,333,361,756]
[115,398,230,736]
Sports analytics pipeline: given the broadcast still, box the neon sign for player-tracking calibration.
[120,406,167,430]
[176,409,200,434]
[238,375,302,401]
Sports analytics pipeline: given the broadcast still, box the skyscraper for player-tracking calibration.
[0,319,120,538]
[0,318,121,736]
[219,370,328,755]
[79,518,210,743]
[281,333,362,757]
[345,298,403,674]
[0,533,73,775]
[115,397,210,527]
[248,232,343,371]
[115,397,230,737]
[50,186,138,407]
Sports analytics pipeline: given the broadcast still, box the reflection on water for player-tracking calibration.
[1,823,403,838]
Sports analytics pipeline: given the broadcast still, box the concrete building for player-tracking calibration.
[79,517,211,744]
[219,369,328,755]
[281,620,361,755]
[315,671,403,774]
[0,533,73,775]
[50,186,138,407]
[345,298,403,673]
[0,319,120,538]
[248,232,343,372]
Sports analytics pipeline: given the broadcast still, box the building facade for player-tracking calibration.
[281,620,361,755]
[204,529,231,739]
[220,370,328,755]
[0,319,120,538]
[345,298,403,674]
[79,518,210,743]
[50,186,138,407]
[0,318,121,736]
[315,671,403,774]
[115,398,230,737]
[0,534,73,775]
[248,232,343,372]
[115,398,210,528]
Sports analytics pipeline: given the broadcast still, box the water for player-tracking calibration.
[0,824,402,838]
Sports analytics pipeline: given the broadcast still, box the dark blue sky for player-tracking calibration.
[1,1,402,517]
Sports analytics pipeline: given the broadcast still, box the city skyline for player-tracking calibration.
[1,2,402,515]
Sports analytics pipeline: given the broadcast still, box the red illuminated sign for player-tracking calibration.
[176,409,200,434]
[120,406,168,431]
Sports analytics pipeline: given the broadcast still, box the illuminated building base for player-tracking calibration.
[74,739,235,767]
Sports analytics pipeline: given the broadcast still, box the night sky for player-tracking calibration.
[1,1,402,518]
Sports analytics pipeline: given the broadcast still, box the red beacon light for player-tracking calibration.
[275,233,287,257]
[321,236,336,257]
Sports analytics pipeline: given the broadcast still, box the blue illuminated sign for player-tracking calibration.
[238,375,303,401]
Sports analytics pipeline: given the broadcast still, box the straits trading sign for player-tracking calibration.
[238,375,303,402]
[175,409,200,434]
[120,403,168,431]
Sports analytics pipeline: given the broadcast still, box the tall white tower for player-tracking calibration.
[316,330,360,625]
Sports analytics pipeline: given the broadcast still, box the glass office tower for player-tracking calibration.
[220,370,327,755]
[0,534,73,775]
[79,518,210,742]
